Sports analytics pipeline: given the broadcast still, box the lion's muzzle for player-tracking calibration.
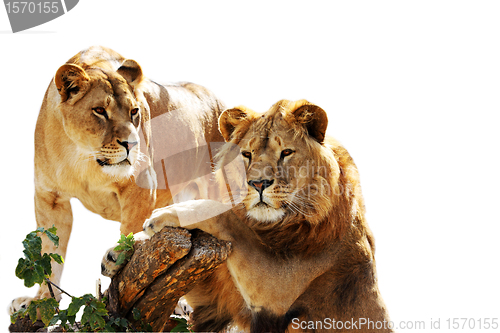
[248,179,274,200]
[117,139,138,152]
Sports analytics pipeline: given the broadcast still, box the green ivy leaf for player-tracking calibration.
[113,232,135,266]
[27,302,38,324]
[170,317,192,332]
[15,258,28,279]
[82,293,95,303]
[38,298,59,326]
[67,296,86,316]
[120,317,129,328]
[115,251,130,266]
[115,233,135,251]
[76,294,109,331]
[15,227,64,289]
[23,232,42,261]
[34,263,47,285]
[104,324,115,332]
[45,226,60,247]
[10,306,28,324]
[23,268,37,288]
[51,309,68,327]
[49,315,60,327]
[12,228,139,332]
[132,307,141,321]
[96,313,107,330]
[95,302,108,316]
[81,304,91,326]
[104,321,118,332]
[50,253,64,264]
[40,254,53,277]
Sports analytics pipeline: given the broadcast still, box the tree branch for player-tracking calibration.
[105,227,232,332]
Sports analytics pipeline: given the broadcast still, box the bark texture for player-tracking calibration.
[106,227,232,332]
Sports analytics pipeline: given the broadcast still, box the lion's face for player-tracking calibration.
[55,61,146,178]
[219,100,340,223]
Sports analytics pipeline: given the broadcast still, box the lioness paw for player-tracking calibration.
[101,232,150,277]
[101,244,126,278]
[8,296,33,315]
[143,207,181,237]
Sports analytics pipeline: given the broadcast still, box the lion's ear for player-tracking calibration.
[219,107,255,141]
[117,59,144,88]
[292,103,328,143]
[54,64,90,103]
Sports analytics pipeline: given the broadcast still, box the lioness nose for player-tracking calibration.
[117,140,138,152]
[248,179,274,194]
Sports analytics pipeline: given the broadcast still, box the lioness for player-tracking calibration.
[10,46,225,313]
[103,100,393,332]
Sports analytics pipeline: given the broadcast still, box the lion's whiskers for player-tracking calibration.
[283,198,314,217]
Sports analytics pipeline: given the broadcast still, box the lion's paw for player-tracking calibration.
[8,296,33,315]
[173,296,193,318]
[101,232,150,277]
[101,244,127,278]
[143,207,181,237]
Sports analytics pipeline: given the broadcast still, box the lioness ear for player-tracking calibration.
[219,107,254,141]
[117,59,144,88]
[292,103,328,143]
[54,64,90,103]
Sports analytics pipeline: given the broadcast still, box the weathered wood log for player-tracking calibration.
[106,227,232,332]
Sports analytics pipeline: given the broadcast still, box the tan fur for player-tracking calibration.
[137,100,393,332]
[10,46,224,312]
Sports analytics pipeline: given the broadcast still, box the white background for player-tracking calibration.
[1,1,499,332]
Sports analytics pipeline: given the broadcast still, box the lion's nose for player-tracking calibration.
[248,179,274,194]
[117,140,138,152]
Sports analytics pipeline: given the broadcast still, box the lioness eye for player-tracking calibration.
[92,107,107,118]
[131,108,139,116]
[281,149,294,158]
[242,151,252,159]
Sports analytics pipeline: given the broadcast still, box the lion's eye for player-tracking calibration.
[92,107,107,118]
[242,151,252,159]
[131,108,139,116]
[281,149,294,158]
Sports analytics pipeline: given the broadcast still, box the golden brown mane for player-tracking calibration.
[216,100,372,258]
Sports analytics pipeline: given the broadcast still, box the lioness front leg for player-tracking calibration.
[143,199,234,241]
[9,190,73,315]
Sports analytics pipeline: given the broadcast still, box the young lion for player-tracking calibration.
[104,99,393,332]
[10,46,225,314]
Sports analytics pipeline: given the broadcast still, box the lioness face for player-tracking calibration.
[57,68,143,178]
[235,106,339,223]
